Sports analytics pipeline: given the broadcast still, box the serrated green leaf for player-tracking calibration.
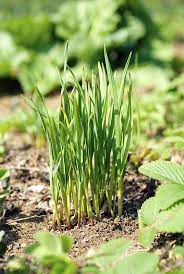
[156,183,184,210]
[155,204,184,233]
[108,252,159,274]
[139,204,184,247]
[139,197,158,226]
[139,183,184,230]
[26,232,77,273]
[86,238,131,267]
[139,160,184,185]
[138,227,157,248]
[34,231,72,256]
[138,167,184,248]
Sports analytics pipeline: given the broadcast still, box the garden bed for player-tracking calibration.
[1,132,146,257]
[0,130,183,273]
[0,85,184,274]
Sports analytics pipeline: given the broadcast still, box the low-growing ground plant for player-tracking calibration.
[138,160,184,247]
[6,231,158,274]
[26,49,133,228]
[6,231,184,274]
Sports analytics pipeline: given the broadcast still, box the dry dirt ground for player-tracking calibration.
[1,133,148,257]
[0,94,183,272]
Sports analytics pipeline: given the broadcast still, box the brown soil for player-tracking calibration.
[0,133,155,266]
[0,94,183,273]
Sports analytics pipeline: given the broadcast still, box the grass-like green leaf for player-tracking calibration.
[0,168,9,180]
[0,190,9,205]
[27,50,133,227]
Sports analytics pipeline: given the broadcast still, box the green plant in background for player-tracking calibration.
[130,75,184,164]
[53,0,147,63]
[26,49,133,228]
[0,0,182,96]
[0,107,45,147]
[138,160,184,248]
[0,0,155,94]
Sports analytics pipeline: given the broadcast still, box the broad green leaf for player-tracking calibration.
[139,160,184,185]
[81,265,100,274]
[139,197,158,226]
[86,238,131,267]
[155,204,184,233]
[139,183,184,228]
[26,232,77,273]
[156,183,184,210]
[138,227,157,248]
[35,231,72,256]
[139,204,184,247]
[50,261,77,274]
[108,252,159,274]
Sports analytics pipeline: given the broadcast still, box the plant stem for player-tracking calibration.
[117,178,123,216]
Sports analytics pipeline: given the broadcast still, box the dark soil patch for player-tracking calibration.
[0,78,21,95]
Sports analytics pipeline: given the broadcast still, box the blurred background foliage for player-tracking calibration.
[0,0,158,94]
[0,0,183,162]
